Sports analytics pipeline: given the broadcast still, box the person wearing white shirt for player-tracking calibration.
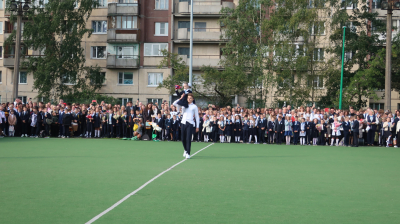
[173,93,199,159]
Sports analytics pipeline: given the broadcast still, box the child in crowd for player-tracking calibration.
[203,115,211,142]
[93,108,101,138]
[331,117,341,146]
[284,115,292,145]
[164,114,171,141]
[311,118,318,146]
[30,107,38,138]
[210,116,218,143]
[86,110,93,138]
[21,106,29,137]
[383,117,392,147]
[8,109,17,137]
[225,115,232,143]
[242,116,249,143]
[218,116,226,143]
[234,115,242,143]
[249,116,257,144]
[293,117,300,145]
[115,110,122,138]
[267,116,275,144]
[300,118,306,145]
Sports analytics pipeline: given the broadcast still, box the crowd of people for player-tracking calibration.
[1,98,400,147]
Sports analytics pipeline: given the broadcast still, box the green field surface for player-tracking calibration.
[1,138,400,224]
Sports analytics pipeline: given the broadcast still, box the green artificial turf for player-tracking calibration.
[1,138,400,224]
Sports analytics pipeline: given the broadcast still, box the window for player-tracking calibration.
[118,72,133,85]
[178,47,190,58]
[372,0,381,9]
[277,74,294,88]
[90,72,106,85]
[344,51,354,61]
[144,43,168,56]
[18,96,27,104]
[109,16,138,29]
[310,22,325,35]
[313,48,324,61]
[116,46,138,58]
[19,72,27,84]
[341,0,357,9]
[178,21,190,31]
[148,73,163,86]
[62,74,76,85]
[148,98,162,106]
[308,76,324,88]
[369,103,384,110]
[91,46,106,59]
[118,0,137,3]
[95,0,107,7]
[0,0,3,9]
[33,0,48,8]
[193,73,203,84]
[155,0,168,9]
[0,46,2,58]
[119,98,133,106]
[0,22,3,34]
[155,22,168,36]
[92,21,107,33]
[194,22,206,32]
[0,71,2,83]
[309,0,325,8]
[344,21,357,33]
[0,96,1,104]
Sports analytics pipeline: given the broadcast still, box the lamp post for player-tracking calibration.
[9,0,30,103]
[189,0,193,85]
[381,0,400,111]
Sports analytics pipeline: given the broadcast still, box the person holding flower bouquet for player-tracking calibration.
[311,118,319,146]
[342,116,351,147]
[122,110,128,138]
[331,117,342,146]
[114,111,122,138]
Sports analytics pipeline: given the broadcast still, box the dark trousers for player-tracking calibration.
[243,130,249,143]
[181,123,193,155]
[64,125,70,137]
[165,129,171,140]
[31,126,36,136]
[353,132,359,146]
[128,125,133,138]
[59,124,64,136]
[36,122,43,136]
[276,132,283,144]
[318,132,325,145]
[122,123,127,138]
[259,129,266,143]
[45,123,50,136]
[367,130,375,145]
[107,124,114,138]
[306,130,311,144]
[343,131,350,146]
[268,131,274,144]
[116,125,121,137]
[173,130,179,141]
[21,122,28,135]
[293,132,299,144]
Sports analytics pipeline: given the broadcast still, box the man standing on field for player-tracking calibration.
[173,93,199,159]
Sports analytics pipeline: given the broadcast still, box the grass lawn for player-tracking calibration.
[1,138,400,224]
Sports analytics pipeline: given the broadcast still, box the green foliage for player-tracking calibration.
[60,92,121,105]
[5,0,104,101]
[157,49,189,95]
[321,0,386,108]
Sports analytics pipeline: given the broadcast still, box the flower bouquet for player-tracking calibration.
[316,124,323,131]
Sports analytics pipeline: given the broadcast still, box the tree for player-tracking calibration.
[320,0,386,109]
[5,0,104,101]
[263,0,330,107]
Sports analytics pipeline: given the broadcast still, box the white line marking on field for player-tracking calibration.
[85,143,214,224]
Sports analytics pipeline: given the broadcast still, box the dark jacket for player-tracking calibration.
[62,113,72,126]
[352,120,359,133]
[274,120,284,132]
[293,121,300,132]
[342,121,351,132]
[165,118,172,130]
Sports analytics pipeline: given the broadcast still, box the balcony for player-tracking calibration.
[3,54,42,68]
[175,0,234,16]
[106,55,139,68]
[108,2,139,16]
[107,29,140,43]
[179,55,224,68]
[175,28,226,42]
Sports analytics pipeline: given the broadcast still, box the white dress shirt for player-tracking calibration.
[173,101,200,128]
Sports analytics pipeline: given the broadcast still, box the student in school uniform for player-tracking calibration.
[155,113,164,140]
[284,115,293,145]
[21,106,30,137]
[62,109,72,138]
[30,107,39,138]
[242,116,250,144]
[382,117,393,147]
[172,114,180,141]
[43,108,52,137]
[267,116,275,144]
[305,117,311,145]
[164,114,172,141]
[58,107,64,138]
[310,118,318,146]
[36,108,44,137]
[196,113,204,142]
[331,117,341,146]
[366,110,378,146]
[218,116,226,143]
[93,108,101,138]
[225,115,233,143]
[342,116,351,147]
[275,116,284,144]
[233,115,242,143]
[8,110,17,137]
[210,116,219,143]
[202,115,211,142]
[318,119,326,146]
[293,117,300,145]
[86,110,93,138]
[107,109,115,138]
[299,118,307,145]
[351,115,360,147]
[257,114,267,144]
[128,109,135,138]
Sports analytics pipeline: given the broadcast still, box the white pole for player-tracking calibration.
[189,0,193,85]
